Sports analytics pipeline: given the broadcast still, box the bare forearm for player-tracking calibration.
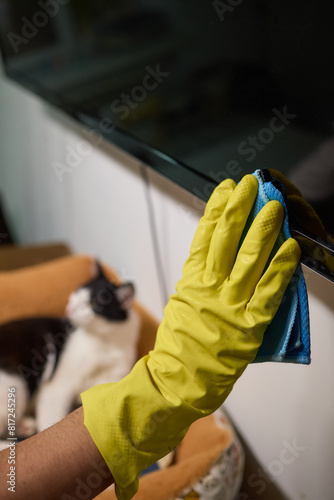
[0,406,114,500]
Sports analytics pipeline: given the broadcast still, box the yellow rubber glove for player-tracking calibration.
[81,174,300,500]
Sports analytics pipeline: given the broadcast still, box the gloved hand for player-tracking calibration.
[81,174,300,500]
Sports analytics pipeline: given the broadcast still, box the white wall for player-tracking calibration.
[1,67,334,500]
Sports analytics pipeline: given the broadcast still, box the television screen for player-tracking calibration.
[1,0,334,279]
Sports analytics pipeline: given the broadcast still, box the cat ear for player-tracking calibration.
[92,259,105,279]
[115,283,135,310]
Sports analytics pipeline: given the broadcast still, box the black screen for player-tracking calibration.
[1,0,334,278]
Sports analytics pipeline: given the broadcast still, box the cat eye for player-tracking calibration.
[96,290,113,306]
[91,299,102,311]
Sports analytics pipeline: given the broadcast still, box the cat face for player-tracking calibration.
[65,263,134,328]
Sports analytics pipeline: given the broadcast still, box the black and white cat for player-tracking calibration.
[0,262,140,443]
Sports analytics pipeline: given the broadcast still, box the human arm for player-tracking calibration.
[0,407,114,500]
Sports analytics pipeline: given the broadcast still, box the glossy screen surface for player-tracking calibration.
[1,0,334,278]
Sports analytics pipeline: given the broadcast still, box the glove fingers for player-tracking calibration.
[185,179,235,271]
[205,175,258,283]
[247,238,301,324]
[224,201,284,304]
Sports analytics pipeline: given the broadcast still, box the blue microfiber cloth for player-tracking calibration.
[246,169,310,364]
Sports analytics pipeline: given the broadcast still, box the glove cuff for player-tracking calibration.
[81,356,197,500]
